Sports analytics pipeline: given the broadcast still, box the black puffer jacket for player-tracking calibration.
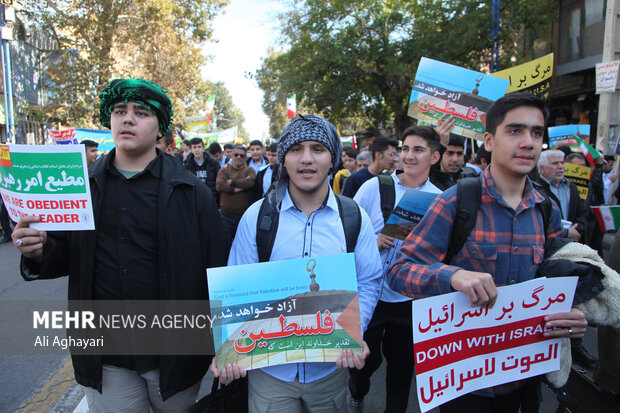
[184,152,220,196]
[21,149,228,400]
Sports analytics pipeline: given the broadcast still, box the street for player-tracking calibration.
[0,238,70,412]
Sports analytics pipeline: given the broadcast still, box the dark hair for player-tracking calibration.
[189,138,204,147]
[556,145,573,157]
[447,133,465,148]
[344,148,359,159]
[604,155,616,162]
[566,152,586,163]
[233,144,247,152]
[369,136,399,158]
[249,140,263,148]
[485,92,549,135]
[80,139,98,148]
[223,143,234,150]
[267,142,278,152]
[158,130,174,147]
[400,125,441,153]
[208,142,222,155]
[475,145,492,164]
[181,139,190,146]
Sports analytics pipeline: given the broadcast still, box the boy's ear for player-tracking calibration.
[483,132,494,152]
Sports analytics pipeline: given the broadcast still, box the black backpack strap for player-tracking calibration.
[335,194,361,253]
[537,194,552,237]
[531,180,552,236]
[257,194,361,260]
[256,197,280,263]
[444,177,482,264]
[338,173,346,191]
[377,174,395,223]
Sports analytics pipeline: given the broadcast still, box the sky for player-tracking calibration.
[201,0,284,141]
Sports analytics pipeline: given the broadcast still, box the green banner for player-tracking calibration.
[0,152,87,195]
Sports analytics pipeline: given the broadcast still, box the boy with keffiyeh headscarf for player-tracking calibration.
[12,78,228,412]
[211,114,383,412]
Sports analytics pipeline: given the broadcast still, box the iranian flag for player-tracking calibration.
[592,206,620,232]
[286,93,296,118]
[573,134,602,166]
[206,94,216,114]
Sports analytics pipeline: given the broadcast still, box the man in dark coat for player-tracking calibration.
[184,137,221,197]
[11,79,228,411]
[429,133,466,190]
[536,149,590,241]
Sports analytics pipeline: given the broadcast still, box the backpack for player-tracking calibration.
[377,174,396,224]
[255,193,361,263]
[443,177,553,264]
[338,173,347,192]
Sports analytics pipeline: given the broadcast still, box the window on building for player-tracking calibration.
[570,8,581,59]
[585,0,605,27]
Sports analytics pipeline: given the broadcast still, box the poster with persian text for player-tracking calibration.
[207,254,362,371]
[408,57,509,141]
[595,60,619,94]
[49,128,115,155]
[48,128,78,144]
[381,189,438,240]
[564,163,591,200]
[492,53,554,98]
[548,124,590,148]
[413,277,577,412]
[0,144,95,230]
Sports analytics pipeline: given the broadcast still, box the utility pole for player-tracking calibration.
[596,0,619,153]
[490,0,500,73]
[0,1,15,143]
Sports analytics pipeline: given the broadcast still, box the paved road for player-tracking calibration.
[0,239,71,413]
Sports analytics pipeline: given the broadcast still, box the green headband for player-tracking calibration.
[99,79,174,135]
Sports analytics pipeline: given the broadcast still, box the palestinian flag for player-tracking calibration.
[286,93,296,118]
[214,290,362,371]
[573,134,602,166]
[592,205,620,232]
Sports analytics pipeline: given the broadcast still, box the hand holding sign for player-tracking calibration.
[209,357,246,385]
[436,114,456,146]
[376,233,395,251]
[336,340,369,369]
[450,269,498,308]
[543,308,588,339]
[12,215,46,262]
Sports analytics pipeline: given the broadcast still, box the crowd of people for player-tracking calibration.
[3,78,620,413]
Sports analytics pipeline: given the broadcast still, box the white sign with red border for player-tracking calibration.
[596,61,620,94]
[413,276,577,412]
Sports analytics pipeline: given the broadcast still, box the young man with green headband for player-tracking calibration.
[11,78,228,412]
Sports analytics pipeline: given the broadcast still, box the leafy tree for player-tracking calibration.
[253,49,292,140]
[22,0,227,129]
[207,81,247,138]
[256,0,556,135]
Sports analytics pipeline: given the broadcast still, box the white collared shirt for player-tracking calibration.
[354,171,441,302]
[229,188,382,383]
